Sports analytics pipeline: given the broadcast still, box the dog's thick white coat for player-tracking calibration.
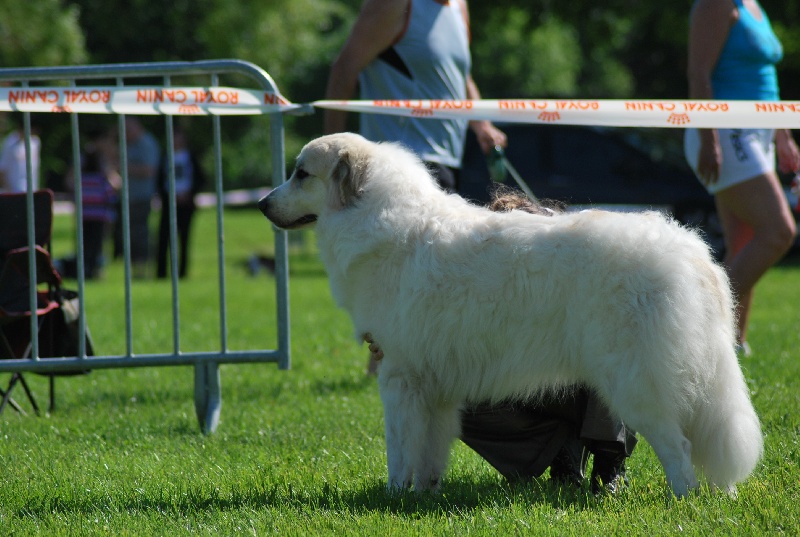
[260,133,763,497]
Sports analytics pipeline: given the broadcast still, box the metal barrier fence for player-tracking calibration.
[0,60,292,433]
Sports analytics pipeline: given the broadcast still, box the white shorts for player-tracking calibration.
[684,128,775,194]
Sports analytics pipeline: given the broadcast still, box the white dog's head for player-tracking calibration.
[258,133,375,230]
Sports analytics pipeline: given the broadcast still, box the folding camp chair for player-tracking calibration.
[0,190,91,415]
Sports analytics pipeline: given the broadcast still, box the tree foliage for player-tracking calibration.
[0,0,87,67]
[472,10,583,98]
[68,0,211,64]
[198,0,352,90]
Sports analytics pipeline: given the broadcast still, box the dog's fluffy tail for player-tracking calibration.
[687,296,763,494]
[689,349,762,492]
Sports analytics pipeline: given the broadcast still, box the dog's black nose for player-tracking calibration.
[257,195,270,216]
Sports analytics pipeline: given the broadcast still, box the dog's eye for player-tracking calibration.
[295,169,309,180]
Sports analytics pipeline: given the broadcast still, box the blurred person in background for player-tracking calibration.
[156,126,205,280]
[71,128,120,279]
[116,116,160,279]
[0,114,41,193]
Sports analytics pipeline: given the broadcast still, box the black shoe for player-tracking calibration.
[590,450,628,494]
[550,446,584,487]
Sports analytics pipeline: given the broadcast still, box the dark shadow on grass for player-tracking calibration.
[245,474,598,514]
[13,474,600,522]
[329,476,598,514]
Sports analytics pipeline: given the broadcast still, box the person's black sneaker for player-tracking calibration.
[590,449,628,494]
[550,445,585,487]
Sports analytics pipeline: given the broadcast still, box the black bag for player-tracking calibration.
[41,288,94,360]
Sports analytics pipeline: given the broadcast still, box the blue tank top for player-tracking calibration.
[358,0,470,168]
[712,0,782,100]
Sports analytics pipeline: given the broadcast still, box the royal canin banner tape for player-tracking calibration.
[0,87,301,115]
[2,87,800,128]
[312,99,800,129]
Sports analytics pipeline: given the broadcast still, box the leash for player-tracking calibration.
[487,145,540,203]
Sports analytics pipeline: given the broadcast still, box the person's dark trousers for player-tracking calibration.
[82,220,106,279]
[113,200,151,264]
[580,395,637,457]
[156,201,195,279]
[460,389,587,482]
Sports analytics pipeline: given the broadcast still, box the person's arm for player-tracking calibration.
[776,129,800,174]
[686,0,736,185]
[323,0,409,134]
[460,0,506,154]
[466,74,507,154]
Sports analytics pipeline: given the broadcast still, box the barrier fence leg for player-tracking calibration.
[194,362,221,434]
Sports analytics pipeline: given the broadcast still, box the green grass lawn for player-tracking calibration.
[2,208,799,535]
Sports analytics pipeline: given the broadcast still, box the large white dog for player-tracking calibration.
[258,132,763,497]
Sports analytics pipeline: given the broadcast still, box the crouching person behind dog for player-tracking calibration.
[460,389,636,494]
[366,187,636,494]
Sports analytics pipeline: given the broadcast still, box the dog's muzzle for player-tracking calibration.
[257,194,317,229]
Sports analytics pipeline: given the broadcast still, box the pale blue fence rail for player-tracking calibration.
[0,60,293,433]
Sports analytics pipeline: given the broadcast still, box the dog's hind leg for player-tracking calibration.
[636,421,699,497]
[413,403,461,491]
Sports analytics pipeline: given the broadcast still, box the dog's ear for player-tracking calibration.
[331,148,368,208]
